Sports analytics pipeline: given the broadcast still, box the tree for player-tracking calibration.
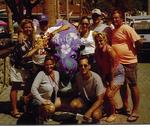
[5,0,41,23]
[23,0,41,19]
[83,0,146,13]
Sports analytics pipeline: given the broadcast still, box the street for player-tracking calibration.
[0,63,150,125]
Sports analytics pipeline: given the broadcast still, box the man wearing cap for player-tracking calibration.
[91,8,112,41]
[36,15,49,37]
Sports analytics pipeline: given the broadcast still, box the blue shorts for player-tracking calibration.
[114,64,125,85]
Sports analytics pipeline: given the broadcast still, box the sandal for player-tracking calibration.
[11,111,22,118]
[116,108,130,116]
[127,115,139,122]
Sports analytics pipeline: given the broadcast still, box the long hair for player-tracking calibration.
[44,55,56,64]
[19,19,36,45]
[94,32,110,46]
[79,16,90,25]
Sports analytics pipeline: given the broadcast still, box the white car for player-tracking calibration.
[126,15,150,63]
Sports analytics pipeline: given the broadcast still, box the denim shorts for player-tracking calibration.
[114,64,125,85]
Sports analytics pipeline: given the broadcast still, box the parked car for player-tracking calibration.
[126,15,150,63]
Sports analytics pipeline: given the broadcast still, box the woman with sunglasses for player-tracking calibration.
[78,16,96,71]
[94,32,125,122]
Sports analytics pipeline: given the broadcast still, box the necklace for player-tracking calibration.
[49,72,55,81]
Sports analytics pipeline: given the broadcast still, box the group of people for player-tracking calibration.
[9,8,142,124]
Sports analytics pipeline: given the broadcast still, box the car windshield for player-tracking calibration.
[126,16,150,28]
[125,15,150,42]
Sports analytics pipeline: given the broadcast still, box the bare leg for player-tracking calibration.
[92,108,102,122]
[120,82,128,110]
[106,85,121,122]
[10,82,23,118]
[10,88,18,113]
[127,84,139,122]
[129,84,140,115]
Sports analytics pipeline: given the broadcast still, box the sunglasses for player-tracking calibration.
[92,15,100,19]
[79,64,88,68]
[81,23,89,26]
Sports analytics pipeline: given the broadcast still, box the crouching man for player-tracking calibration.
[70,55,106,123]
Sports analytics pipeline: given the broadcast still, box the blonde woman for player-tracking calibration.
[94,32,125,122]
[10,19,35,118]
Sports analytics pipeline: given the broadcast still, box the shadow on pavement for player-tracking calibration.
[17,112,36,125]
[0,101,11,114]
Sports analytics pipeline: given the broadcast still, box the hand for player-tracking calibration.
[43,100,51,105]
[46,32,55,40]
[106,44,112,52]
[106,87,115,98]
[18,33,26,44]
[84,110,92,120]
[40,102,55,121]
[54,97,61,108]
[102,44,111,52]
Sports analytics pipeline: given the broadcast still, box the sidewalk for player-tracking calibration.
[0,63,150,125]
[0,86,23,125]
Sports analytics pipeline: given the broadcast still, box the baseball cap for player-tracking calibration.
[38,15,48,23]
[92,8,102,16]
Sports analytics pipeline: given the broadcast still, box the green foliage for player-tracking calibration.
[83,0,147,12]
[4,0,41,23]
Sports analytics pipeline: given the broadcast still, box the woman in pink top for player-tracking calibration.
[94,32,125,122]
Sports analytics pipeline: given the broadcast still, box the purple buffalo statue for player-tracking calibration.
[46,20,84,93]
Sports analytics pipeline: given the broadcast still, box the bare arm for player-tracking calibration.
[23,37,47,58]
[106,45,116,80]
[106,44,116,60]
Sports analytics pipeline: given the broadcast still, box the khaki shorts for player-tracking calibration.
[122,63,137,86]
[10,66,30,83]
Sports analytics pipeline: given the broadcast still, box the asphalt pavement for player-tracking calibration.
[0,63,150,125]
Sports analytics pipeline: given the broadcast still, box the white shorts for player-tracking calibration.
[10,66,29,83]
